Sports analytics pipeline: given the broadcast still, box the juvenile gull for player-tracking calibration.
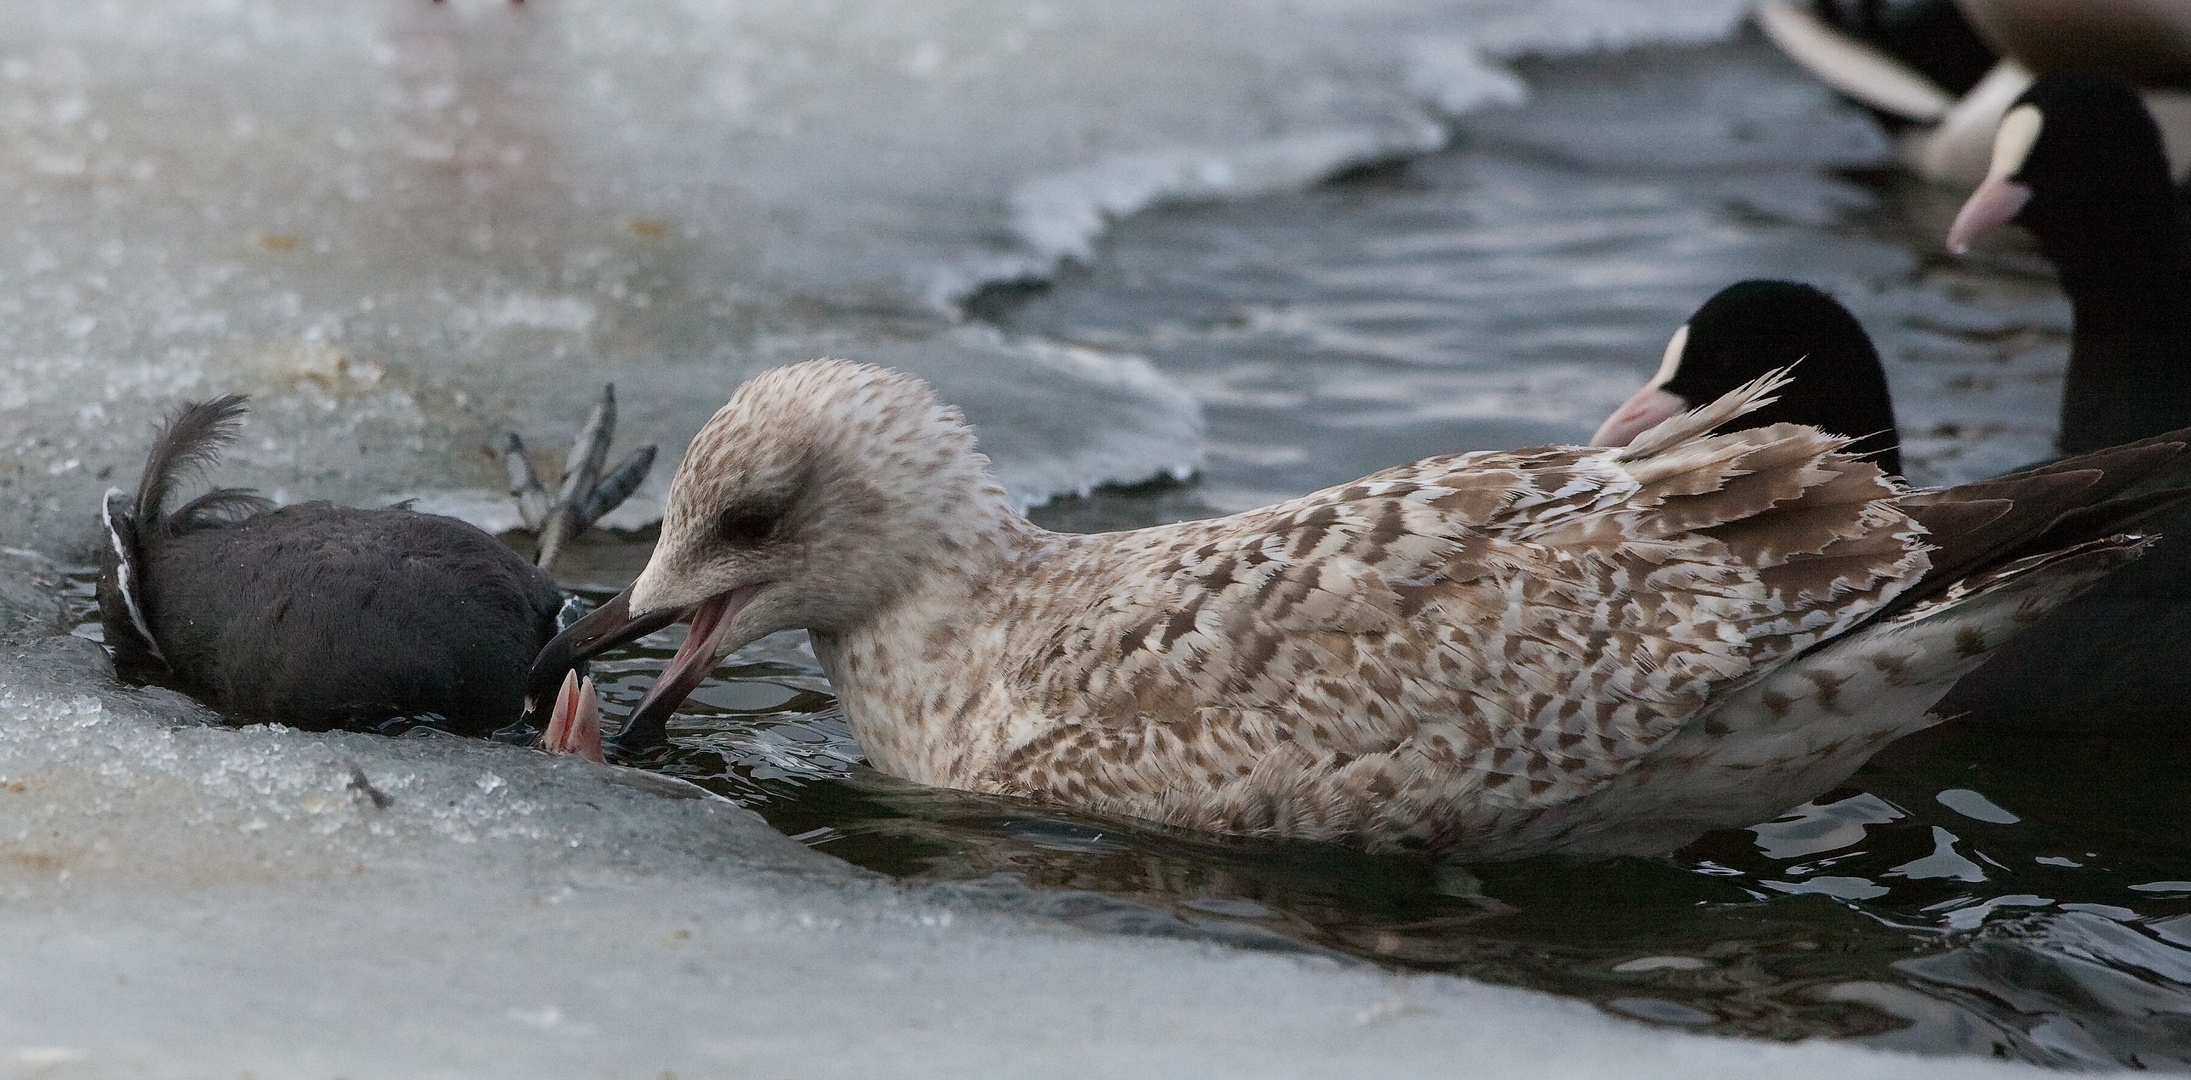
[532,359,2185,858]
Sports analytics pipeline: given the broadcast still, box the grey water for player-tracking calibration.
[996,34,2070,511]
[533,31,2185,1069]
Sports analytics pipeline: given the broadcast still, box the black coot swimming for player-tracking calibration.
[1947,73,2191,455]
[1592,279,1901,474]
[1930,73,2191,727]
[99,392,648,741]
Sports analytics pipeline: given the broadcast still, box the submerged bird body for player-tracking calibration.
[535,360,2178,858]
[101,397,563,733]
[1949,74,2191,454]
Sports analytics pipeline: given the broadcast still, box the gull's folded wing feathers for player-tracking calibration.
[997,399,1921,824]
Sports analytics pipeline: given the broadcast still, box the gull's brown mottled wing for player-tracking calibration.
[996,375,1928,816]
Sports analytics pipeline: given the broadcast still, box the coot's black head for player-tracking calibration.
[1947,75,2176,286]
[1594,280,1901,476]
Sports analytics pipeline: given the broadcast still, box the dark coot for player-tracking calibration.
[1934,75,2191,726]
[100,393,650,737]
[1592,279,1901,475]
[1947,73,2191,455]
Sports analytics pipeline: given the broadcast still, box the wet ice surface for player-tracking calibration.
[3,0,2186,1075]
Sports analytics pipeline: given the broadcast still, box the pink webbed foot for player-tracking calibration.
[540,669,606,763]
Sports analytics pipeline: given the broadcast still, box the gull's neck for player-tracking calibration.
[806,488,1063,786]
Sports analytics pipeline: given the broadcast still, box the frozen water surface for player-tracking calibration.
[1,0,2182,1075]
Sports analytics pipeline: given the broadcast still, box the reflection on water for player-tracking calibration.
[570,585,2191,1069]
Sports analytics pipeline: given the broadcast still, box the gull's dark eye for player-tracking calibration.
[716,508,781,547]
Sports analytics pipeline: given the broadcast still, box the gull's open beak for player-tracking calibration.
[1591,386,1688,447]
[1946,175,2033,255]
[522,582,762,760]
[522,583,679,729]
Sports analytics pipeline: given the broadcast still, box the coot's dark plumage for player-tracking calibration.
[1947,74,2191,454]
[99,394,649,737]
[1924,76,2191,727]
[1593,280,1902,475]
[1803,0,2000,103]
[1596,282,2191,729]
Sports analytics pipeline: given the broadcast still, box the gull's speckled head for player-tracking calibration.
[525,359,1018,756]
[632,358,1005,628]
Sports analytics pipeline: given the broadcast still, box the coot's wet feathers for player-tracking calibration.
[100,396,562,734]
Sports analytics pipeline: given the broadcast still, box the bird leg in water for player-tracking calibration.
[539,670,606,763]
[504,383,658,575]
